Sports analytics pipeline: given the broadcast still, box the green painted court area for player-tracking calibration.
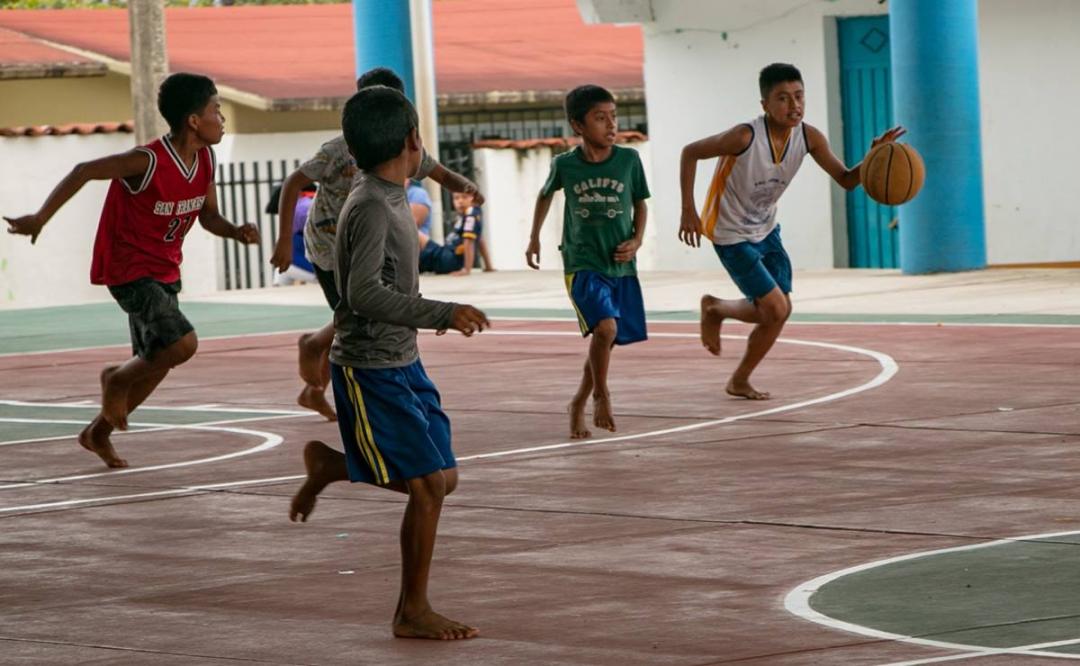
[4,301,1080,356]
[810,534,1080,654]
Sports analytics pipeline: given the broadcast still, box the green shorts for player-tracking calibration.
[107,278,194,361]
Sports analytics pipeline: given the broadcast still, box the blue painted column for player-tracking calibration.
[352,0,416,100]
[890,0,986,273]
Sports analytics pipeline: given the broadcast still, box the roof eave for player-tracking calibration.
[0,61,107,80]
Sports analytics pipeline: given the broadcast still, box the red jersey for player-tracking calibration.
[90,136,216,286]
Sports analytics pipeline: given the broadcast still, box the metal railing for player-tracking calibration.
[214,159,299,290]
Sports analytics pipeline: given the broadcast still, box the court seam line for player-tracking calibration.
[785,528,1080,661]
[0,635,316,666]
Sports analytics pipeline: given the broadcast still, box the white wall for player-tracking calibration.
[473,140,658,272]
[619,0,1080,269]
[978,0,1079,264]
[0,131,333,309]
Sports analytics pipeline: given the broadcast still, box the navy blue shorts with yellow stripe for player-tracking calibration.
[330,359,455,486]
[564,270,647,345]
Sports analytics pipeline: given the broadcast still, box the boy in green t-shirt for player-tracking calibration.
[526,84,650,439]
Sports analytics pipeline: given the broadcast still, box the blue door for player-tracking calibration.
[838,15,897,268]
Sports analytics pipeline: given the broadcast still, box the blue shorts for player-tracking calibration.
[330,359,455,486]
[418,239,463,275]
[714,226,793,301]
[565,270,647,345]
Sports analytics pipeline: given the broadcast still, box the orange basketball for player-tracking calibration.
[859,142,925,205]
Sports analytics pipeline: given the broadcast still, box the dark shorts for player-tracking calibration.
[330,359,455,486]
[313,265,340,310]
[107,278,194,361]
[418,239,463,275]
[565,270,647,345]
[714,226,793,301]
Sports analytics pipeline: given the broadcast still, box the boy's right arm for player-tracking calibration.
[269,169,316,272]
[678,124,753,247]
[5,149,151,244]
[525,193,554,269]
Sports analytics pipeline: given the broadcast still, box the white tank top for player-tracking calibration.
[701,115,809,245]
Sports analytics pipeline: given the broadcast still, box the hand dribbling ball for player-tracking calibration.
[860,142,925,205]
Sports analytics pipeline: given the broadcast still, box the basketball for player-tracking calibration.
[859,142,925,205]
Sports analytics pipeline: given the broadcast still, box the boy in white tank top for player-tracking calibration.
[678,63,904,399]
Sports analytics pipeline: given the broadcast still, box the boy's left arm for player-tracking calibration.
[807,123,906,191]
[426,162,485,205]
[198,182,260,244]
[615,199,648,263]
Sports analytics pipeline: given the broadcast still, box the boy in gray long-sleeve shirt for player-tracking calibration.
[289,85,489,641]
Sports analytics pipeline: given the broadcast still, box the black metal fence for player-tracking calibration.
[215,159,300,290]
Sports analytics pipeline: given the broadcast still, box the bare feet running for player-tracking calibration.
[726,378,770,400]
[297,384,336,421]
[289,440,344,522]
[394,609,479,640]
[99,366,129,430]
[592,393,616,433]
[700,295,723,356]
[297,333,324,387]
[568,399,591,440]
[78,419,128,468]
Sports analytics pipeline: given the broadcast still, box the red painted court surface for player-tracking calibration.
[3,318,1080,665]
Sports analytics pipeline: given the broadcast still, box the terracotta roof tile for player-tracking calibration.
[0,25,104,78]
[0,121,134,137]
[0,2,642,101]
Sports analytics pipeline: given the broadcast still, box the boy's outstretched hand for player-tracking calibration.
[870,126,907,148]
[5,214,46,244]
[234,223,261,245]
[269,236,292,273]
[441,304,490,337]
[679,208,703,248]
[525,237,542,269]
[614,238,642,263]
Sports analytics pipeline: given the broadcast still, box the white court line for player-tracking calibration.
[0,412,310,490]
[0,411,311,448]
[0,330,896,514]
[880,636,1080,665]
[786,529,1080,661]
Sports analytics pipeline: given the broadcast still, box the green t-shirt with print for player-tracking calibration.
[540,145,650,277]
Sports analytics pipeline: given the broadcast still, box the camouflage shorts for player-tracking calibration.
[107,278,194,361]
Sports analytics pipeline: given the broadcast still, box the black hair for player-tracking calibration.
[356,67,405,93]
[564,84,615,126]
[342,85,418,171]
[157,72,218,134]
[759,63,803,99]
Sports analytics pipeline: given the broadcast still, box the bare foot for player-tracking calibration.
[568,399,591,440]
[289,440,345,522]
[78,419,128,469]
[726,378,770,400]
[592,393,616,433]
[99,366,129,430]
[297,333,324,388]
[394,608,479,640]
[297,384,337,421]
[700,295,723,356]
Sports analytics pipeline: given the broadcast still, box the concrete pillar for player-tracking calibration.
[890,0,986,273]
[128,0,169,144]
[352,0,416,100]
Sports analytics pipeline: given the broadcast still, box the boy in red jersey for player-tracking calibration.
[4,73,259,469]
